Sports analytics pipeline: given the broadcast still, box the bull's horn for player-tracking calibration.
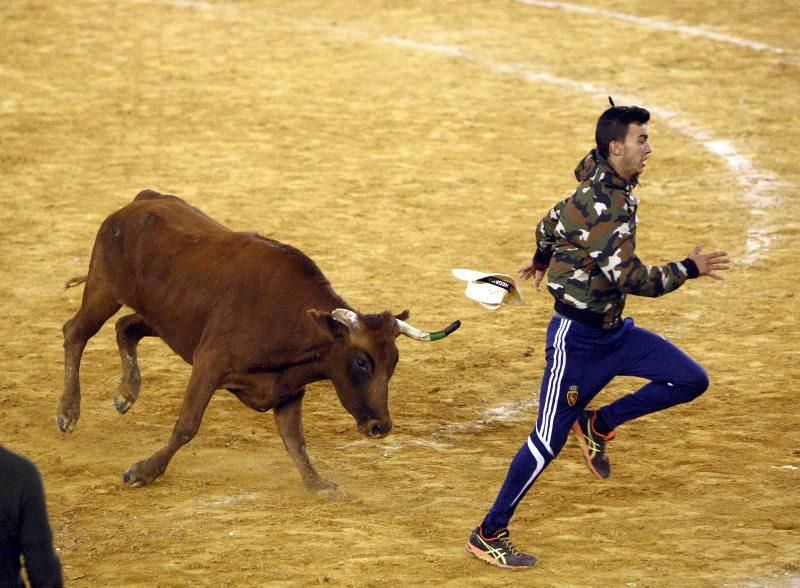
[396,318,461,342]
[331,308,361,331]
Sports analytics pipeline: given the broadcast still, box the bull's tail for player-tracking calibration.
[65,275,88,290]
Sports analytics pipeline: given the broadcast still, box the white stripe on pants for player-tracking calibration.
[536,317,571,456]
[510,436,547,507]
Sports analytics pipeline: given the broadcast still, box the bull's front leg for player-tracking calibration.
[123,354,221,487]
[273,390,345,499]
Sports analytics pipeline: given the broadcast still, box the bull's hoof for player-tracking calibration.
[307,478,347,501]
[114,377,140,414]
[315,486,349,501]
[113,391,135,414]
[56,402,79,433]
[123,462,157,487]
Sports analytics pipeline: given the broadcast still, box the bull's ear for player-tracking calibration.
[394,309,410,321]
[307,309,349,341]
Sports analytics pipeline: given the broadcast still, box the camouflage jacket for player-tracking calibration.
[532,149,698,329]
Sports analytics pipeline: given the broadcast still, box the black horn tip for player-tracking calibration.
[429,320,461,341]
[445,320,461,335]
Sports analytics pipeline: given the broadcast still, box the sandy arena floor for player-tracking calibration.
[1,0,799,585]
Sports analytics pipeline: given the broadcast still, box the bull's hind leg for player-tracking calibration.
[123,353,222,487]
[114,313,156,414]
[274,390,343,499]
[58,283,121,433]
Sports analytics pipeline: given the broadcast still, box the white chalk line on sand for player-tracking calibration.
[136,3,780,263]
[143,0,800,62]
[515,0,800,62]
[335,397,538,452]
[329,27,779,266]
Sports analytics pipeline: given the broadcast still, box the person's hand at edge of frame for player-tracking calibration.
[688,244,730,280]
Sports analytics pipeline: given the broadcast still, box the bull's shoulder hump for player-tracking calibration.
[242,233,313,261]
[114,196,229,233]
[242,233,330,281]
[134,189,168,201]
[132,190,200,207]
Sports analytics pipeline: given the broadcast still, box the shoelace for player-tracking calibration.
[497,534,522,556]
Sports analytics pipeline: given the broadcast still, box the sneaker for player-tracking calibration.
[572,409,616,479]
[465,526,537,569]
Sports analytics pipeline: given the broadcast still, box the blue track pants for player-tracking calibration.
[481,314,709,534]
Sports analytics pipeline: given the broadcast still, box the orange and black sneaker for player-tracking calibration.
[572,408,616,479]
[465,526,537,569]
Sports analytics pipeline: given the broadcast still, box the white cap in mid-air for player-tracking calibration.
[452,268,525,311]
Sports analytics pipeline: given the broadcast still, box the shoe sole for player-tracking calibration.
[464,542,537,569]
[571,421,608,480]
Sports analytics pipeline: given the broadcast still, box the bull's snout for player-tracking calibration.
[358,418,392,439]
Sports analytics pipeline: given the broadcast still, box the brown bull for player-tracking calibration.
[57,190,459,494]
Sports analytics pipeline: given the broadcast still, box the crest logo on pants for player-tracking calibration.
[566,385,579,407]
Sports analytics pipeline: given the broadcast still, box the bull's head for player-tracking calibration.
[308,308,460,439]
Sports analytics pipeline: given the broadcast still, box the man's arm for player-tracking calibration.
[518,197,569,287]
[585,198,728,295]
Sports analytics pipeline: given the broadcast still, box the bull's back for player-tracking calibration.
[89,191,333,363]
[95,191,229,295]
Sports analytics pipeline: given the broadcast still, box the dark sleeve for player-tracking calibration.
[19,465,63,588]
[533,197,569,271]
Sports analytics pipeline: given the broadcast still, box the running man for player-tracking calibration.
[465,102,730,568]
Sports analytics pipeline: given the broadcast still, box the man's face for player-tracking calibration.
[612,123,652,180]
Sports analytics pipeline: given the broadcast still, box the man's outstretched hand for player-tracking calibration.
[688,244,730,280]
[518,259,545,291]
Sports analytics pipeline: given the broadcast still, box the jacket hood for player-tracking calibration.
[574,149,638,190]
[574,149,600,182]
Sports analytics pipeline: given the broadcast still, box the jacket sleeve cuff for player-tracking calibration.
[681,258,699,279]
[533,248,553,271]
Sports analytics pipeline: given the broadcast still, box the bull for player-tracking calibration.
[57,190,459,494]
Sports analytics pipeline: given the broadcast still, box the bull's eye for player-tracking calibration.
[350,352,372,381]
